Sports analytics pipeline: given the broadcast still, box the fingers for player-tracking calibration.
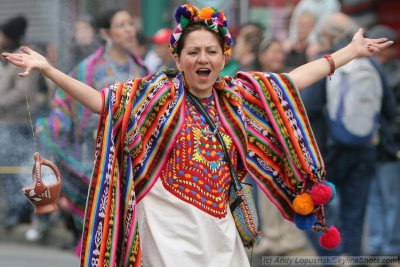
[20,46,32,55]
[369,37,391,44]
[366,45,380,54]
[1,52,12,61]
[368,40,393,49]
[353,28,364,40]
[3,54,25,67]
[18,64,32,77]
[382,38,394,45]
[18,70,30,77]
[385,40,394,47]
[2,52,32,77]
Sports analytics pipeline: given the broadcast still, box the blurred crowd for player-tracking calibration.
[0,0,399,265]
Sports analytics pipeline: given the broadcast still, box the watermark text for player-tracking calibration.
[261,256,399,266]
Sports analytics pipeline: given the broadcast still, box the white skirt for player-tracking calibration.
[138,178,250,267]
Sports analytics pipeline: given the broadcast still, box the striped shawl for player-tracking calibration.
[81,70,325,266]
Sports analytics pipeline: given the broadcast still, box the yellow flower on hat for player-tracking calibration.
[199,7,215,20]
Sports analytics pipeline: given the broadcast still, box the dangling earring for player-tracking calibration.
[181,71,188,89]
[214,75,225,90]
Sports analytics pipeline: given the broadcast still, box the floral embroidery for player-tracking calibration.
[160,96,236,218]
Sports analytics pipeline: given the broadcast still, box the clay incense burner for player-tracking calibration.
[22,152,62,214]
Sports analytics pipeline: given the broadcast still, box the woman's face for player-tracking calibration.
[74,20,95,46]
[105,11,136,51]
[296,13,315,42]
[258,41,286,72]
[175,29,225,98]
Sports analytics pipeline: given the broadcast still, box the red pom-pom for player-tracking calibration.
[293,193,314,215]
[310,183,333,205]
[319,226,341,249]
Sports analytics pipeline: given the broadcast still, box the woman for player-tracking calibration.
[34,7,148,249]
[258,38,286,73]
[2,4,392,267]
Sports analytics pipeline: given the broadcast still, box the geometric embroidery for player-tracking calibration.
[161,96,237,218]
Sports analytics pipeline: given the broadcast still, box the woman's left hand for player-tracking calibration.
[351,28,394,57]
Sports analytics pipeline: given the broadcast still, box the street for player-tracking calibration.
[0,242,79,267]
[0,221,79,267]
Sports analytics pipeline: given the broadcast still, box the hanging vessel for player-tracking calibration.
[22,152,62,214]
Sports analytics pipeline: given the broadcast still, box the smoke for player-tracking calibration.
[0,125,38,209]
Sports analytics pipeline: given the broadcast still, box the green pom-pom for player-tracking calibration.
[180,16,189,28]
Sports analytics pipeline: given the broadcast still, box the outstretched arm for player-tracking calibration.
[2,46,102,114]
[288,28,394,90]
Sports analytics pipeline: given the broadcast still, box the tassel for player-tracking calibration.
[324,181,337,203]
[310,183,333,205]
[294,213,317,230]
[293,193,314,215]
[319,226,341,249]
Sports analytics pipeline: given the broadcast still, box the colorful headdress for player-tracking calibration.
[169,4,233,57]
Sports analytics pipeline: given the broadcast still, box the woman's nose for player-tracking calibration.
[198,51,209,64]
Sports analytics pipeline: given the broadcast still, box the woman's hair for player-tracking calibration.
[94,7,126,30]
[0,15,28,49]
[242,30,264,54]
[259,37,280,53]
[175,22,225,56]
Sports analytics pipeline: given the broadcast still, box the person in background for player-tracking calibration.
[68,14,100,70]
[284,10,315,71]
[0,15,39,231]
[144,28,175,74]
[365,25,400,259]
[34,7,148,253]
[3,3,392,266]
[288,0,341,62]
[341,0,378,31]
[258,38,286,73]
[133,30,150,62]
[222,22,264,76]
[300,13,387,262]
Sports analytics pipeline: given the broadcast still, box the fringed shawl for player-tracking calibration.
[81,70,324,266]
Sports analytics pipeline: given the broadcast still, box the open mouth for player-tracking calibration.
[196,68,211,78]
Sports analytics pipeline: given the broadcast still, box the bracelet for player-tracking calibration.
[323,54,335,80]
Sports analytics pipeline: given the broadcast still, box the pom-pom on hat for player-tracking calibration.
[169,4,233,57]
[0,15,28,41]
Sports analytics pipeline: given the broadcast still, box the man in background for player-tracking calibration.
[0,15,41,230]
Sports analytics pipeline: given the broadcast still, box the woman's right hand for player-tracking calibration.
[3,45,102,114]
[2,46,50,77]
